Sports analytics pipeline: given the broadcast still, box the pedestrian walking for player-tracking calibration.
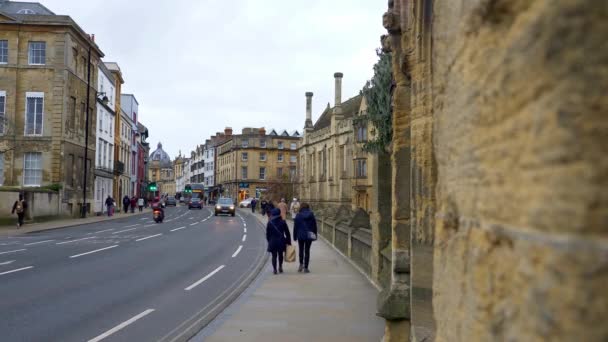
[122,195,130,213]
[137,197,144,212]
[11,194,27,228]
[251,198,257,213]
[260,198,267,216]
[130,196,137,213]
[266,208,291,274]
[105,195,114,217]
[266,200,275,219]
[278,198,288,221]
[293,203,318,273]
[290,198,300,219]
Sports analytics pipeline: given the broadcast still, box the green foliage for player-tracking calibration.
[42,183,63,192]
[355,49,393,153]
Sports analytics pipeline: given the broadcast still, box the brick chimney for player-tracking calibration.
[260,127,266,136]
[333,72,343,115]
[224,127,233,136]
[305,92,313,129]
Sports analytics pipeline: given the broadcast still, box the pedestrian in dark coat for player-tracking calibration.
[122,196,130,213]
[293,203,318,273]
[130,196,137,213]
[11,194,27,227]
[266,208,291,274]
[260,199,268,216]
[105,196,114,216]
[266,200,275,219]
[251,198,257,213]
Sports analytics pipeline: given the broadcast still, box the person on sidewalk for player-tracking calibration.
[290,198,300,219]
[11,194,27,228]
[278,198,288,220]
[130,196,137,213]
[251,198,257,213]
[265,200,275,219]
[260,198,268,216]
[266,208,292,275]
[105,195,114,217]
[122,196,130,214]
[293,203,317,273]
[137,197,144,212]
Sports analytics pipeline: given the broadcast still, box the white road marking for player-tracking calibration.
[140,218,147,220]
[112,228,137,234]
[24,239,55,246]
[170,226,186,232]
[0,249,26,255]
[232,245,243,258]
[136,234,163,242]
[56,237,95,245]
[242,235,247,242]
[189,217,194,220]
[94,228,115,234]
[144,224,156,227]
[185,265,225,291]
[87,309,155,342]
[124,224,140,228]
[0,260,15,266]
[0,266,33,276]
[189,222,197,226]
[244,228,247,233]
[69,245,118,259]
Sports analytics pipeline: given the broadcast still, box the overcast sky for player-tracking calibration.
[42,0,386,158]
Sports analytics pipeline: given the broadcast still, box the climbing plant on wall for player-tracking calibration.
[355,49,393,153]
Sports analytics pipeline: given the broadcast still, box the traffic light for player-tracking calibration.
[149,182,157,192]
[185,185,192,193]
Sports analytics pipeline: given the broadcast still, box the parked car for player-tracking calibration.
[215,197,235,216]
[239,198,253,208]
[166,196,177,206]
[188,197,203,210]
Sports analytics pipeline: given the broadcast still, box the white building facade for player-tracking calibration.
[93,64,116,213]
[121,94,139,197]
[203,142,215,187]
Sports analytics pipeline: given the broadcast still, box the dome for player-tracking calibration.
[150,142,172,168]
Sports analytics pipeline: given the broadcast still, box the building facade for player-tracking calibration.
[0,2,104,216]
[93,63,115,213]
[217,127,301,203]
[173,151,187,194]
[104,62,125,208]
[136,122,149,198]
[120,93,138,197]
[148,142,173,197]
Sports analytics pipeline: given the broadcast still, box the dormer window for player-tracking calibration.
[17,9,36,14]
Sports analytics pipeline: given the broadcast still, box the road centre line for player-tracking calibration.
[112,228,137,234]
[136,234,163,242]
[244,228,247,233]
[87,309,155,342]
[69,245,118,259]
[93,228,114,234]
[232,245,243,258]
[56,237,95,245]
[185,265,225,291]
[144,224,156,227]
[0,266,33,276]
[190,222,198,226]
[24,239,55,246]
[0,249,26,255]
[124,224,140,228]
[170,226,186,232]
[0,260,15,265]
[242,235,247,242]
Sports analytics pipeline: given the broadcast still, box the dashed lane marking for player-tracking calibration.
[136,234,163,242]
[170,226,186,232]
[112,228,137,234]
[0,266,33,276]
[87,309,155,342]
[242,235,247,242]
[69,245,118,259]
[93,228,114,234]
[189,222,197,226]
[0,260,15,266]
[0,249,26,255]
[185,265,225,291]
[232,245,243,258]
[24,239,55,246]
[56,237,96,245]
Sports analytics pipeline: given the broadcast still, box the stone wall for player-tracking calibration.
[0,189,60,219]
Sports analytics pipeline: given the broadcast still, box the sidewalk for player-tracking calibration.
[200,211,385,342]
[0,208,151,237]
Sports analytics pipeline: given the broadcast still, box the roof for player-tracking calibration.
[98,62,115,85]
[0,1,54,15]
[313,94,363,130]
[150,142,172,168]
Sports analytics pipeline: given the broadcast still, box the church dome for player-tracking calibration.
[150,142,172,168]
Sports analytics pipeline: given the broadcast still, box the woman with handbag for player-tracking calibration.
[293,203,318,273]
[266,208,292,274]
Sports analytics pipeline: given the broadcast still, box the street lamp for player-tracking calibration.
[81,45,92,218]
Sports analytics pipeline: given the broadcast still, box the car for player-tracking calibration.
[165,196,177,206]
[215,198,235,216]
[188,197,203,210]
[239,198,253,208]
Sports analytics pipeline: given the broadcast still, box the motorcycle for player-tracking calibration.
[153,208,164,223]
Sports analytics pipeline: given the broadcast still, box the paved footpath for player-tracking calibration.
[195,211,385,342]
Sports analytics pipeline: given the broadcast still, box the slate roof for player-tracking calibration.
[313,94,363,130]
[150,142,172,168]
[0,1,54,15]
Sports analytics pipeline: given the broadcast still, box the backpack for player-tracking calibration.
[15,200,24,214]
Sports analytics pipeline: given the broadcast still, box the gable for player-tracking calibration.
[0,11,19,23]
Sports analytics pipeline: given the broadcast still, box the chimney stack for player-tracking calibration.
[260,127,266,136]
[334,72,343,109]
[305,92,313,128]
[224,127,233,136]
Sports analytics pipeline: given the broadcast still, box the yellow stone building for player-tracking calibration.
[217,127,301,203]
[148,142,174,197]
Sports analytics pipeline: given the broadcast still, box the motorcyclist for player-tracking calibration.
[151,197,165,221]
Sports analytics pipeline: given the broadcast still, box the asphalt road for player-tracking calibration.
[0,205,267,342]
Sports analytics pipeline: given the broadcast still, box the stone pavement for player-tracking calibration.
[197,211,385,342]
[0,208,151,237]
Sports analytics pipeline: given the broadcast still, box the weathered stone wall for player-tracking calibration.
[431,1,608,341]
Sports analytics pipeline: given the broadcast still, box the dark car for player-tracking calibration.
[188,197,203,210]
[166,196,177,207]
[215,198,235,216]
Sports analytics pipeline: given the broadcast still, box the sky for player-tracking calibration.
[42,0,386,158]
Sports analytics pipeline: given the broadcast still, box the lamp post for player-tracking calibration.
[81,45,92,218]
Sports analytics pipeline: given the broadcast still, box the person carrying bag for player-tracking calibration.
[293,203,318,273]
[266,208,292,274]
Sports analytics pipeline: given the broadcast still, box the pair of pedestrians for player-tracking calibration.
[265,203,318,274]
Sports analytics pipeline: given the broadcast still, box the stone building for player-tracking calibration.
[377,1,608,341]
[148,142,174,196]
[93,62,115,213]
[104,62,125,206]
[173,151,187,194]
[217,127,301,202]
[0,1,104,216]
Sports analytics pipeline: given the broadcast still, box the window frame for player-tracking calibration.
[277,141,284,149]
[278,153,284,163]
[241,139,249,148]
[0,90,5,135]
[260,152,267,161]
[242,152,248,162]
[0,152,4,185]
[28,41,46,65]
[23,152,42,186]
[24,92,44,136]
[0,40,8,64]
[260,139,266,148]
[290,142,297,150]
[241,166,248,179]
[259,167,266,180]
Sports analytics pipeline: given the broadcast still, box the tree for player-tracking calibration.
[355,49,393,154]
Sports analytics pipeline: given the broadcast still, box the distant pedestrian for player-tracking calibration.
[122,195,130,213]
[251,198,257,213]
[266,208,291,275]
[260,198,268,216]
[278,198,288,220]
[137,197,144,212]
[11,194,27,228]
[130,196,137,213]
[290,198,301,219]
[266,200,275,219]
[293,203,317,273]
[105,195,114,217]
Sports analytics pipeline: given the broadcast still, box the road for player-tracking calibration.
[0,206,267,342]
